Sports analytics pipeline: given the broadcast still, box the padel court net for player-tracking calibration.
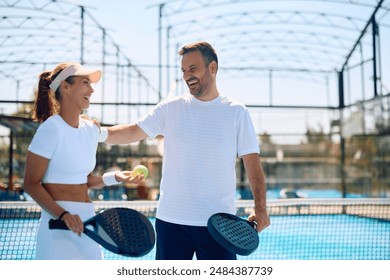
[0,199,389,260]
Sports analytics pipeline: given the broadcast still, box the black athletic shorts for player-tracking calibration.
[155,218,237,260]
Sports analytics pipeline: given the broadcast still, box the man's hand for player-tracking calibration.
[248,208,270,232]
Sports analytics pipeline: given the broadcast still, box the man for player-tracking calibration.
[100,41,270,260]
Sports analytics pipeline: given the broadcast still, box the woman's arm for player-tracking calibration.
[23,151,84,234]
[23,151,67,218]
[87,171,145,189]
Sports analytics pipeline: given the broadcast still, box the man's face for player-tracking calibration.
[181,51,214,99]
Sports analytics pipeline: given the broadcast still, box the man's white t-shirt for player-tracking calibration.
[137,94,260,226]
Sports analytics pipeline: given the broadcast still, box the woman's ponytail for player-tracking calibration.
[32,71,59,123]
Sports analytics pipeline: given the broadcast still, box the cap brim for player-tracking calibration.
[75,68,101,83]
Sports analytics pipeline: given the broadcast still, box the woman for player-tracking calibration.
[23,62,144,260]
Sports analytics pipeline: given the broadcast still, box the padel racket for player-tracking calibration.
[207,212,259,256]
[49,207,155,257]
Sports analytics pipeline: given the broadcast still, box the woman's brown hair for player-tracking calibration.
[32,63,74,123]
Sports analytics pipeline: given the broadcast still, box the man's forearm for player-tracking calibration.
[242,154,267,209]
[105,124,148,145]
[249,166,267,211]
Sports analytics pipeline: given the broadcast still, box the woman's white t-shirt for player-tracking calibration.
[28,115,99,184]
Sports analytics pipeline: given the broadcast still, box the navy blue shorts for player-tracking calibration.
[155,218,237,260]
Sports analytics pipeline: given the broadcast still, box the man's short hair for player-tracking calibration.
[179,41,218,71]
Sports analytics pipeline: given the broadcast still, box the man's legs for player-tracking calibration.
[155,218,236,260]
[155,218,195,260]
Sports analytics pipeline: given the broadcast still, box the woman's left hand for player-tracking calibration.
[115,170,145,184]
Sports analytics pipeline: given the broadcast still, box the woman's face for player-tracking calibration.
[67,76,94,110]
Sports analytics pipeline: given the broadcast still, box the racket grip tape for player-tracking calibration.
[49,219,69,230]
[246,220,258,230]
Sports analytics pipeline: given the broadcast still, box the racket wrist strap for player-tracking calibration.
[102,171,120,186]
[58,211,69,220]
[98,127,108,142]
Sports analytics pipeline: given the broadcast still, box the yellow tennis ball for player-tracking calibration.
[132,165,149,178]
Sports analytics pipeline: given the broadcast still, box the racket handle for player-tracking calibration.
[49,219,69,230]
[246,220,258,230]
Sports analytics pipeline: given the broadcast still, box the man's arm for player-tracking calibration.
[104,124,148,145]
[242,153,270,232]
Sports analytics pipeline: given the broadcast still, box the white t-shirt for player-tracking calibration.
[137,94,260,226]
[28,115,99,184]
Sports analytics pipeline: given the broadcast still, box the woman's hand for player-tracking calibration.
[61,213,84,236]
[115,170,145,184]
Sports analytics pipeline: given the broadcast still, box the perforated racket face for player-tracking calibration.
[96,208,155,257]
[208,213,259,256]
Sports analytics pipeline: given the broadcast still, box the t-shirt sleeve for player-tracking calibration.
[136,100,167,138]
[28,120,59,159]
[237,108,260,157]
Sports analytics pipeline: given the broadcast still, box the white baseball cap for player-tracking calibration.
[49,62,101,92]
